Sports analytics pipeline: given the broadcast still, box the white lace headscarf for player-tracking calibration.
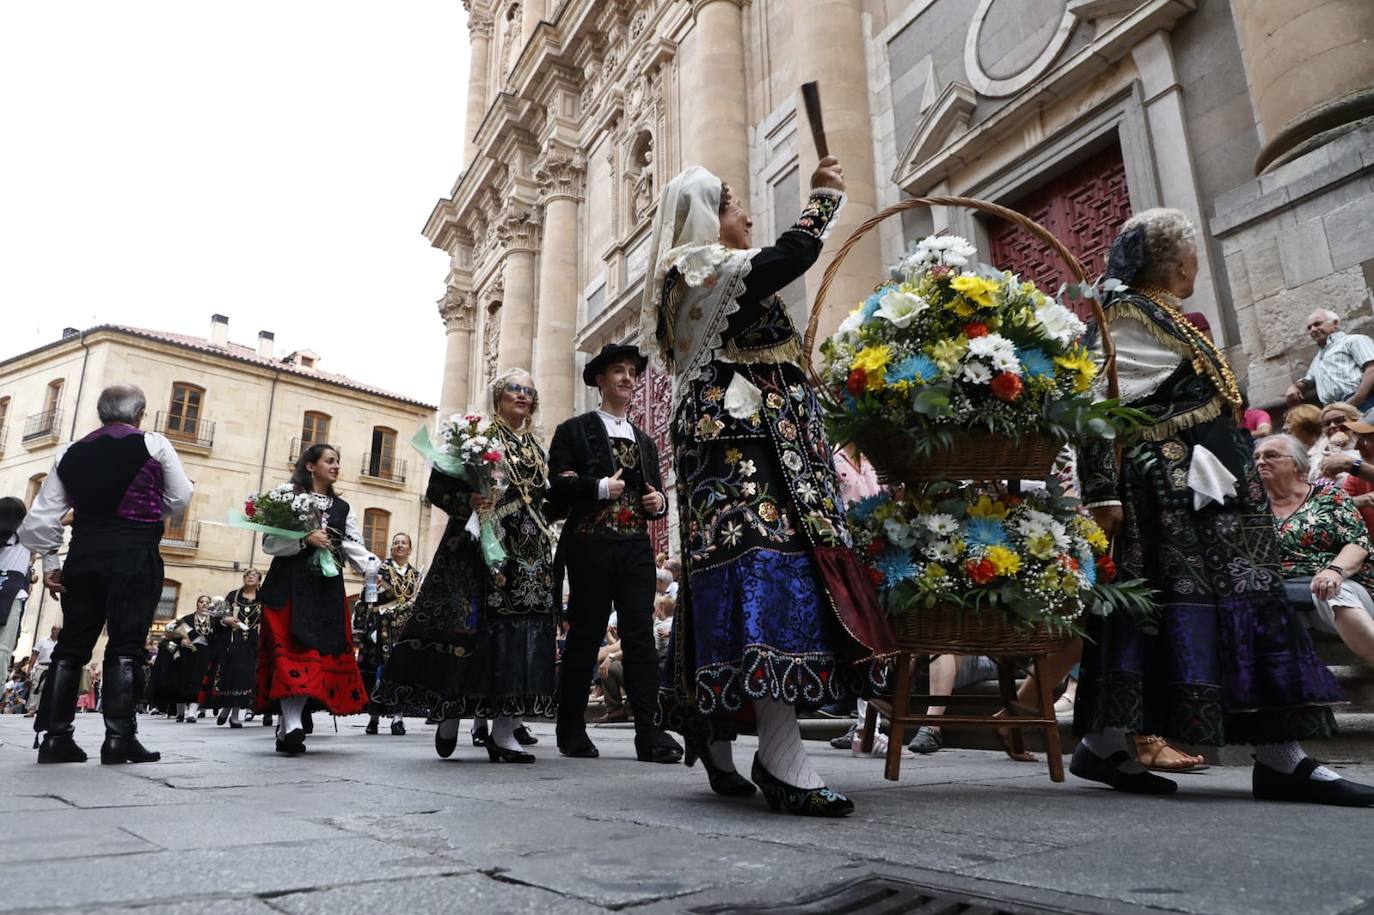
[637,166,759,390]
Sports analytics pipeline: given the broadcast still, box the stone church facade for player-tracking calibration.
[426,0,1374,552]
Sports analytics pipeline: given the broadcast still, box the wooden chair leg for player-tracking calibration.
[884,653,912,782]
[996,658,1026,757]
[859,699,877,754]
[1033,653,1065,782]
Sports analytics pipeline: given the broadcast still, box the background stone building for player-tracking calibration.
[428,0,1374,555]
[0,316,434,664]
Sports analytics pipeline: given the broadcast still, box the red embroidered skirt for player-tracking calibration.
[255,600,368,715]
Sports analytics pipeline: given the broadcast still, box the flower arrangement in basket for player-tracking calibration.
[817,233,1142,479]
[847,480,1154,635]
[412,413,508,565]
[231,484,340,577]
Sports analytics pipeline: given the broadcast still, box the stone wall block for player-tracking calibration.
[1257,267,1371,359]
[1245,237,1285,301]
[1325,195,1374,271]
[1225,249,1251,308]
[1292,173,1372,226]
[1258,143,1333,196]
[1278,219,1334,290]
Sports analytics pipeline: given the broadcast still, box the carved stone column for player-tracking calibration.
[795,0,883,350]
[495,208,541,373]
[520,0,544,58]
[437,287,476,417]
[464,13,495,165]
[533,148,587,431]
[682,0,751,201]
[1231,0,1374,173]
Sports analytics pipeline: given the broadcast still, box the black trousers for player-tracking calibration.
[557,536,659,743]
[52,547,163,667]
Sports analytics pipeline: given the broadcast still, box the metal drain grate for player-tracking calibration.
[691,875,1080,915]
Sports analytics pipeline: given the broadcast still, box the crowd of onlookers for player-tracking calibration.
[582,554,678,722]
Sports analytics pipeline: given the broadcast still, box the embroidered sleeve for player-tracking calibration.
[1078,438,1120,506]
[793,188,844,243]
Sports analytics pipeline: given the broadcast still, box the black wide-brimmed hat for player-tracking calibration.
[583,343,647,387]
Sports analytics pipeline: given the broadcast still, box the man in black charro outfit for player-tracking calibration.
[548,343,683,764]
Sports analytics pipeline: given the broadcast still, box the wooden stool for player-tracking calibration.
[859,650,1068,783]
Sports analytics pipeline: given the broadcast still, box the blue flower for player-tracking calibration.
[862,288,887,319]
[965,518,1009,548]
[849,493,890,523]
[1017,346,1055,379]
[890,354,940,384]
[1078,545,1097,587]
[875,548,918,589]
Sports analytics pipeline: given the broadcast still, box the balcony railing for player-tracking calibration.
[361,452,407,484]
[155,411,214,450]
[161,519,200,549]
[22,409,61,446]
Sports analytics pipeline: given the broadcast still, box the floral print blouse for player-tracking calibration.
[1273,484,1373,586]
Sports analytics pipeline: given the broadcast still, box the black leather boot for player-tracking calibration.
[101,656,161,765]
[37,658,88,764]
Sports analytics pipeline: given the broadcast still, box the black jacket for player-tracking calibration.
[546,411,668,532]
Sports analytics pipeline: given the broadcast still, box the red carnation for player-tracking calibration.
[990,372,1024,402]
[867,538,887,558]
[1096,555,1117,583]
[243,500,256,518]
[964,322,990,338]
[616,508,636,525]
[847,368,867,397]
[965,558,997,586]
[867,566,884,586]
[482,450,502,463]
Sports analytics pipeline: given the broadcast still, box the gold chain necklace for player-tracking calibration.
[1133,284,1243,417]
[493,420,548,502]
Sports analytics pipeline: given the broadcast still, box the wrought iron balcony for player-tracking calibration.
[155,411,215,450]
[22,409,61,446]
[361,452,406,484]
[161,518,199,550]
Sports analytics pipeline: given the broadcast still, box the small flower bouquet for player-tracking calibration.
[413,413,508,565]
[818,234,1141,478]
[232,484,340,577]
[847,480,1154,633]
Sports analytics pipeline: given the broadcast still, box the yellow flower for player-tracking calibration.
[852,344,892,375]
[967,494,1009,520]
[928,338,968,372]
[1083,525,1108,553]
[984,545,1022,576]
[724,447,742,464]
[948,538,967,557]
[950,274,1001,308]
[1026,532,1057,560]
[1054,347,1099,393]
[923,562,948,582]
[946,298,978,319]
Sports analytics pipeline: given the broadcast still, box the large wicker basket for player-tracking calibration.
[892,603,1075,655]
[802,195,1120,485]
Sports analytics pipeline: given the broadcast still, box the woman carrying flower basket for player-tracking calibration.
[1073,208,1374,806]
[642,156,896,817]
[254,443,379,756]
[374,369,557,764]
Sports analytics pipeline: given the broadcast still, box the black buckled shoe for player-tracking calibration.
[390,719,406,736]
[684,734,755,798]
[1253,757,1374,807]
[750,754,854,817]
[435,722,458,759]
[1070,744,1177,795]
[275,728,307,756]
[486,742,536,763]
[365,716,379,735]
[513,725,538,746]
[471,721,489,747]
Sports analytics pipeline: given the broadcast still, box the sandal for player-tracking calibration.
[992,709,1037,763]
[1135,735,1209,772]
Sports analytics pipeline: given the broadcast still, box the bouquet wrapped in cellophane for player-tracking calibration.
[412,413,508,565]
[230,484,340,577]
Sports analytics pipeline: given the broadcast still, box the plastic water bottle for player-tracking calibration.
[363,564,378,604]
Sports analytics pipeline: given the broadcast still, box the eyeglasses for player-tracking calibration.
[1323,418,1348,427]
[505,383,537,397]
[1253,452,1292,463]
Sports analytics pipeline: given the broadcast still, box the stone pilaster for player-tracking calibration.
[520,0,544,59]
[495,207,541,373]
[682,0,751,201]
[532,147,587,432]
[437,286,476,418]
[464,13,495,165]
[795,0,883,351]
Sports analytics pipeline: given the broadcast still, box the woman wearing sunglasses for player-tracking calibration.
[374,369,557,763]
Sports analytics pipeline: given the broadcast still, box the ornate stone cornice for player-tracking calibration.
[469,16,495,39]
[690,0,750,20]
[534,144,588,203]
[438,287,476,333]
[495,206,541,254]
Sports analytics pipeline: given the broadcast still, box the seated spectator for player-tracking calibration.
[652,594,673,667]
[1282,403,1324,481]
[663,558,681,601]
[654,568,672,600]
[595,637,627,723]
[1240,394,1272,438]
[1322,420,1374,534]
[904,654,998,756]
[1315,402,1362,483]
[1256,434,1374,665]
[1285,309,1374,411]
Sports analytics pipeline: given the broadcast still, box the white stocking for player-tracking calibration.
[753,698,823,789]
[186,702,200,717]
[490,715,522,752]
[437,718,459,740]
[1080,727,1146,774]
[229,707,241,724]
[279,696,306,735]
[1254,741,1340,781]
[706,739,736,774]
[392,712,405,725]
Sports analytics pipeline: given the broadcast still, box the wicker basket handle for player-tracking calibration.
[800,196,1118,400]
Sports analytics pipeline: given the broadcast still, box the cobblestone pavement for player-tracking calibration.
[1,714,1372,914]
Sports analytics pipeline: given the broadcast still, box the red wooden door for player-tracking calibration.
[986,144,1130,308]
[626,364,673,556]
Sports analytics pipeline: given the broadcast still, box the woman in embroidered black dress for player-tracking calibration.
[642,157,896,816]
[374,369,557,763]
[210,570,262,728]
[354,534,422,736]
[256,444,378,755]
[169,595,216,723]
[1074,208,1374,805]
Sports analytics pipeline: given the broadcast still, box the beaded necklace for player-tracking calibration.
[1133,284,1243,417]
[493,419,548,504]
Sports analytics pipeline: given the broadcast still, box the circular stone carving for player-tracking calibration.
[964,0,1076,98]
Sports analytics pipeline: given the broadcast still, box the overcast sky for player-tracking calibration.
[0,1,470,405]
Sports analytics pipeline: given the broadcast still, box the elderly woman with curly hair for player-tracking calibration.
[1074,208,1373,806]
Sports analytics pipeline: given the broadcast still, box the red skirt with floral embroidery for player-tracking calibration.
[255,600,368,715]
